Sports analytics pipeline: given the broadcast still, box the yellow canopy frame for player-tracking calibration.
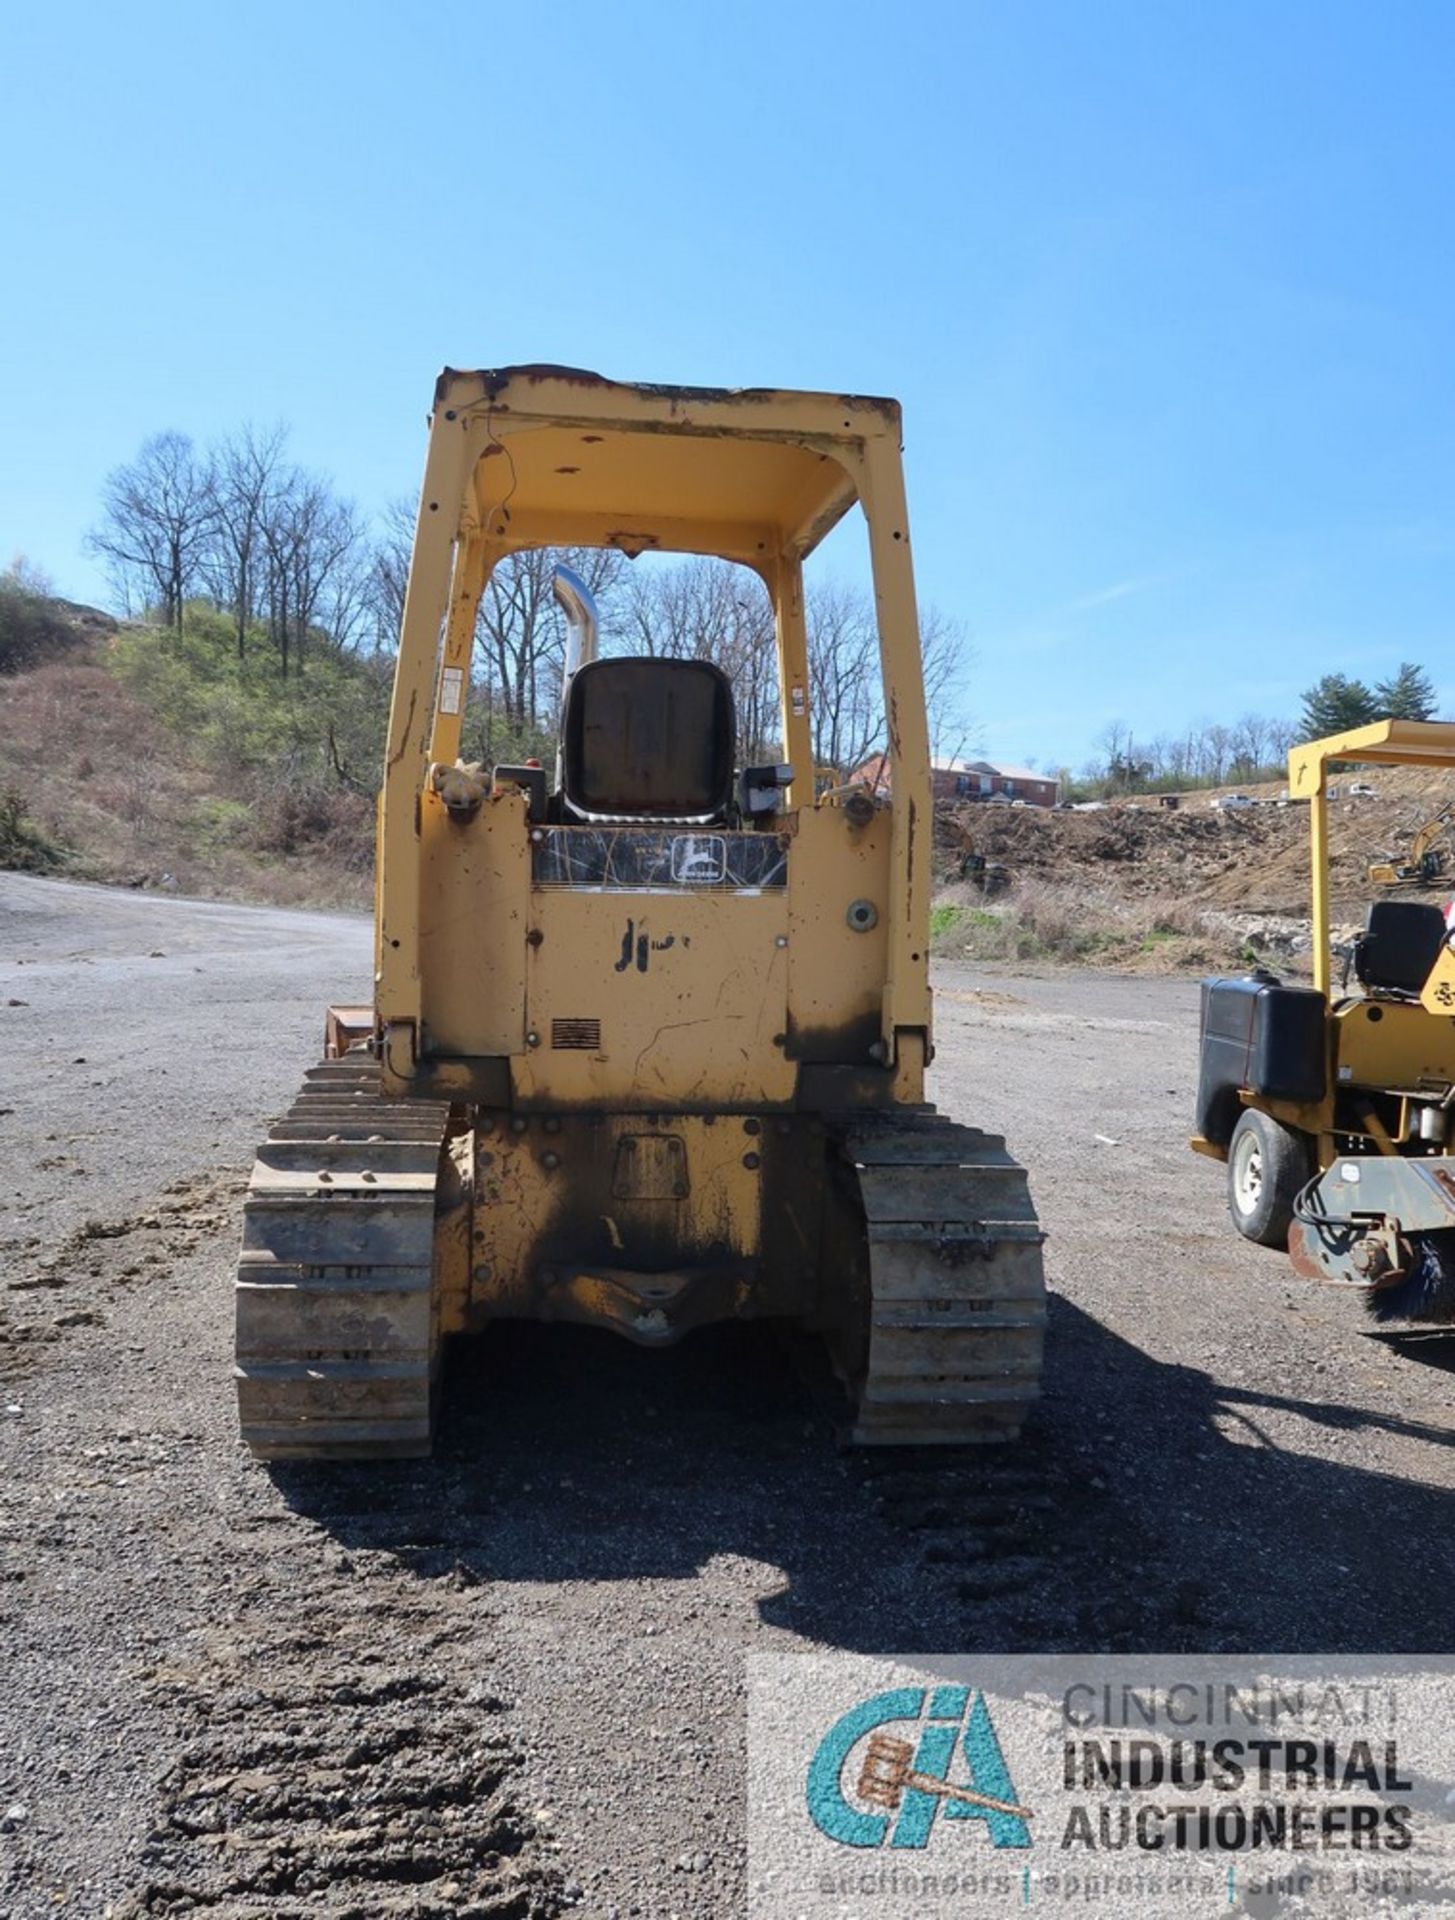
[1288,719,1455,997]
[376,365,934,1070]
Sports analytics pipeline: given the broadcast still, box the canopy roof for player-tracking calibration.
[436,365,901,564]
[1290,719,1455,789]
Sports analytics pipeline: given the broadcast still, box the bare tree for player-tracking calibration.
[619,559,780,759]
[919,606,975,766]
[1204,722,1234,785]
[258,470,363,677]
[291,488,363,675]
[806,582,880,775]
[87,432,217,630]
[614,566,972,777]
[1094,719,1132,792]
[474,546,626,740]
[206,423,288,660]
[363,497,416,654]
[322,533,377,655]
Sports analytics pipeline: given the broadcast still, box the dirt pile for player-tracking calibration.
[938,770,1455,919]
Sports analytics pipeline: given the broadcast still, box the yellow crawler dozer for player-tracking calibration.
[234,366,1047,1458]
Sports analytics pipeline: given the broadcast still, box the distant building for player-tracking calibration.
[852,754,1060,809]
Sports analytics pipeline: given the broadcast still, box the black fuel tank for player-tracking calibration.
[1196,975,1326,1144]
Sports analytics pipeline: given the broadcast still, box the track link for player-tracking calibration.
[234,1059,452,1461]
[830,1112,1047,1445]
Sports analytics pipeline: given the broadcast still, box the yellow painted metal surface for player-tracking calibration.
[377,365,933,1081]
[378,412,476,1073]
[257,364,1046,1450]
[1308,783,1332,998]
[786,805,892,1058]
[406,761,907,1109]
[1422,943,1455,1018]
[418,789,529,1058]
[1336,998,1455,1089]
[1288,718,1455,786]
[434,1132,474,1337]
[769,554,813,808]
[514,888,794,1109]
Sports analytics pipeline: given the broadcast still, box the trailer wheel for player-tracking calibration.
[1227,1110,1310,1248]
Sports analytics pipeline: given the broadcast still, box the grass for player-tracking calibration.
[928,877,1246,972]
[932,902,998,946]
[0,625,376,907]
[0,786,67,872]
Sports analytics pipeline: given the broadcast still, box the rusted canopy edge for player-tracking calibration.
[433,364,901,428]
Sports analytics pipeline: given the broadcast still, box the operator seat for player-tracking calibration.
[560,657,735,823]
[1353,899,1448,999]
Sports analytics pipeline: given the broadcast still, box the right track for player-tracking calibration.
[827,1112,1047,1444]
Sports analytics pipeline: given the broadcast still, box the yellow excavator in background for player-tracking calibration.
[1367,801,1453,888]
[233,364,1047,1460]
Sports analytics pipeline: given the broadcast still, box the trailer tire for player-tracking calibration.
[1227,1109,1310,1248]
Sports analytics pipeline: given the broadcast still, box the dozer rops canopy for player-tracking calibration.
[433,363,897,562]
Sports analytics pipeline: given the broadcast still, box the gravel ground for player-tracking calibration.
[1,874,1451,1918]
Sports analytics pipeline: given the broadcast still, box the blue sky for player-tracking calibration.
[3,0,1452,770]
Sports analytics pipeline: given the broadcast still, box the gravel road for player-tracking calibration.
[1,874,1450,1918]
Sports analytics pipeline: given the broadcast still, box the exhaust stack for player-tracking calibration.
[553,564,600,709]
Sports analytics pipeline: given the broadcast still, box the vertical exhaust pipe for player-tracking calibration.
[553,564,599,711]
[552,564,599,803]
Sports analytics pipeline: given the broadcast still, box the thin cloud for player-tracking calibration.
[1063,571,1177,614]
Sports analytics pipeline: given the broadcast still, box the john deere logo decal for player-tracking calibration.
[806,1686,1033,1851]
[670,833,727,883]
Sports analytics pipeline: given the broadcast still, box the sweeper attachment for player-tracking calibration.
[1192,718,1455,1326]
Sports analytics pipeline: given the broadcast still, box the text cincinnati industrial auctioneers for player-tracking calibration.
[1057,1681,1414,1854]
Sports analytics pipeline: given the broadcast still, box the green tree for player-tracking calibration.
[1373,661,1438,722]
[1299,673,1378,741]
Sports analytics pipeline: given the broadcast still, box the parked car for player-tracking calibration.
[1211,793,1256,811]
[1347,782,1380,798]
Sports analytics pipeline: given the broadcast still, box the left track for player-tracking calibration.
[234,1058,452,1460]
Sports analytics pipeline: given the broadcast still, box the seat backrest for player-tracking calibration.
[1354,899,1448,997]
[560,657,735,821]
